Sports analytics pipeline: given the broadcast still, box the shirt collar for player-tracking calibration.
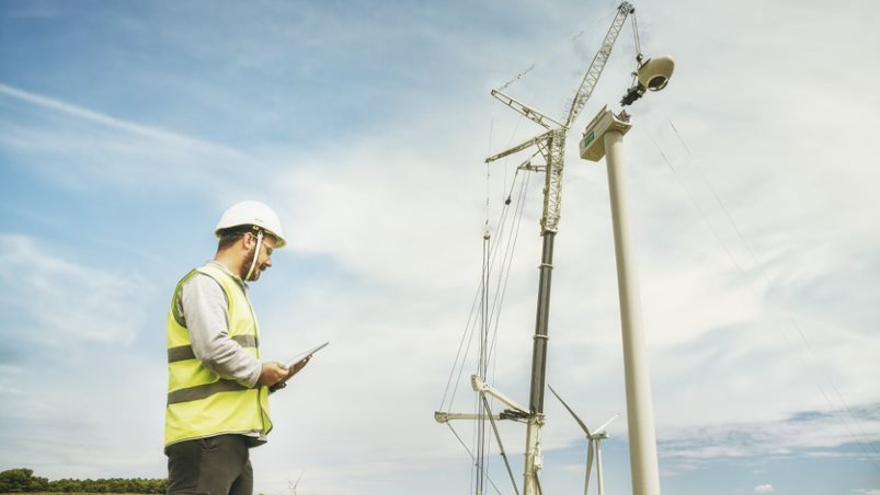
[207,260,249,289]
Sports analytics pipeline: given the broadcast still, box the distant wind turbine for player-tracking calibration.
[548,384,618,495]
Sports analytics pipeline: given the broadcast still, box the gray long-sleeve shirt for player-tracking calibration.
[180,261,262,388]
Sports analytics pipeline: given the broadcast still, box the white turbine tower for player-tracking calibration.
[548,385,618,495]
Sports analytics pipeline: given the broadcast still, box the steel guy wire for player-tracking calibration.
[488,170,532,366]
[446,423,505,495]
[475,174,535,489]
[485,171,531,428]
[440,169,528,410]
[439,171,518,410]
[487,171,530,357]
[497,64,537,93]
[476,233,491,495]
[448,190,516,409]
[645,133,743,272]
[442,171,532,491]
[656,118,880,463]
[668,119,880,459]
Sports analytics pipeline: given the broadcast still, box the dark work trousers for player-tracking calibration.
[165,434,253,495]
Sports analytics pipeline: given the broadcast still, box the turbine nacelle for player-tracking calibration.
[620,54,676,106]
[638,55,675,91]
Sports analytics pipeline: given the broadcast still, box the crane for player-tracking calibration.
[485,1,634,230]
[484,3,636,495]
[433,3,642,495]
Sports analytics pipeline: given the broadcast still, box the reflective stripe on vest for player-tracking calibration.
[167,335,259,363]
[164,263,272,446]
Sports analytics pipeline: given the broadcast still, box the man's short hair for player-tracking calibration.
[216,225,255,251]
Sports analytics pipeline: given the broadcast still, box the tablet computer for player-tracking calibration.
[287,341,329,368]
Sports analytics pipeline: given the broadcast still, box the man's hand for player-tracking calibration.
[268,355,312,392]
[258,361,290,387]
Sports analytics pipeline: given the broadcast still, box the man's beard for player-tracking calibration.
[241,249,258,281]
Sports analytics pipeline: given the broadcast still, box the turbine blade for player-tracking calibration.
[594,414,619,435]
[548,384,592,436]
[584,440,594,495]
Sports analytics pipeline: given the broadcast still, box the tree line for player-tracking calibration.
[0,468,167,494]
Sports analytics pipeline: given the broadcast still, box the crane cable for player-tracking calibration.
[631,8,642,59]
[445,423,505,495]
[439,121,538,410]
[488,169,533,364]
[438,169,529,411]
[438,102,508,412]
[438,169,533,495]
[476,203,491,495]
[626,9,644,91]
[486,171,534,494]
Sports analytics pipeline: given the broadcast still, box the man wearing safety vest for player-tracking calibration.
[164,201,309,495]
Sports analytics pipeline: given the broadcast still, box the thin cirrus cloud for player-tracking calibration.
[0,83,227,151]
[0,233,151,345]
[0,82,256,195]
[659,403,880,464]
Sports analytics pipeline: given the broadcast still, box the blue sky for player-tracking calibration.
[1,1,878,494]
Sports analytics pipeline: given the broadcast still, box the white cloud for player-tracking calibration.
[0,83,242,155]
[0,234,152,344]
[659,404,880,464]
[754,484,775,494]
[277,142,491,291]
[1,0,879,493]
[0,235,164,480]
[0,83,267,202]
[0,351,167,479]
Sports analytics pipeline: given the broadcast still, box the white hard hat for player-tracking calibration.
[215,200,287,248]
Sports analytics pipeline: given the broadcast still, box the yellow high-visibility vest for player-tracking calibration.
[164,263,272,446]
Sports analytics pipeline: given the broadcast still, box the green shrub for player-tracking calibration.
[0,469,167,494]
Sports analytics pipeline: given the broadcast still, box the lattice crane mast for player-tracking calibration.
[482,4,636,495]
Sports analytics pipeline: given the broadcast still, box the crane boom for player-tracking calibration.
[487,1,634,163]
[564,2,634,128]
[485,129,555,164]
[490,89,565,130]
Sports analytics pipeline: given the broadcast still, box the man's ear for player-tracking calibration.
[241,232,256,250]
